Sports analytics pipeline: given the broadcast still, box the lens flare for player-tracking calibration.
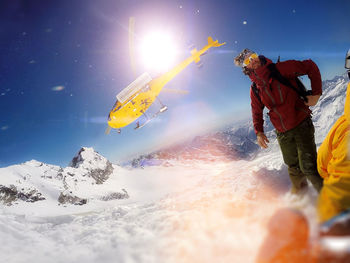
[52,85,65,91]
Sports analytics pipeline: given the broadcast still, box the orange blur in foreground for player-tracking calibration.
[158,141,290,263]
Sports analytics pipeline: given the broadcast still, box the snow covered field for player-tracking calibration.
[0,75,348,263]
[0,148,319,263]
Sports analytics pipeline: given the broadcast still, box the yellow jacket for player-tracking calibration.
[317,82,350,222]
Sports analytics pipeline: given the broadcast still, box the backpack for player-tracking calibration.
[251,62,312,103]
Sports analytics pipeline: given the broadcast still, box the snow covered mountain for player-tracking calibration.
[0,147,128,207]
[0,74,348,263]
[312,73,348,143]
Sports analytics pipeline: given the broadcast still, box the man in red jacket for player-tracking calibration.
[234,49,323,193]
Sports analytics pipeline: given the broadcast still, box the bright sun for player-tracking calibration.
[139,31,177,73]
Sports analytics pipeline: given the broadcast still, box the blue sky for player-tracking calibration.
[0,0,349,167]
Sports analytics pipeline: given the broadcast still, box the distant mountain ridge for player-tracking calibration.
[131,125,261,168]
[131,74,349,167]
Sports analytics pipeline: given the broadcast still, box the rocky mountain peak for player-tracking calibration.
[70,147,106,169]
[67,147,114,185]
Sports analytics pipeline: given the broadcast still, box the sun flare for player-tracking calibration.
[139,31,177,73]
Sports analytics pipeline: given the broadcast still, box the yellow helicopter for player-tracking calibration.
[106,36,225,134]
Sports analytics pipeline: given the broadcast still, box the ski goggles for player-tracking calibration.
[243,53,258,67]
[345,49,350,69]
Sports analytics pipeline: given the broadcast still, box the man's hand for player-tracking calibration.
[257,132,269,148]
[305,94,321,106]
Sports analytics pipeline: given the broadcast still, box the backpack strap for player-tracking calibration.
[251,82,262,103]
[267,63,309,102]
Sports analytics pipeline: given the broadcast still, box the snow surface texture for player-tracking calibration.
[0,75,348,263]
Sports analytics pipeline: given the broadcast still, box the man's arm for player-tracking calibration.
[250,84,264,134]
[317,130,332,180]
[250,85,270,148]
[279,59,322,94]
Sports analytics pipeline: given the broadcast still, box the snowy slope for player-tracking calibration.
[0,75,348,263]
[1,157,294,263]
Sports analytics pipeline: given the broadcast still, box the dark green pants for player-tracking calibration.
[276,117,323,193]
